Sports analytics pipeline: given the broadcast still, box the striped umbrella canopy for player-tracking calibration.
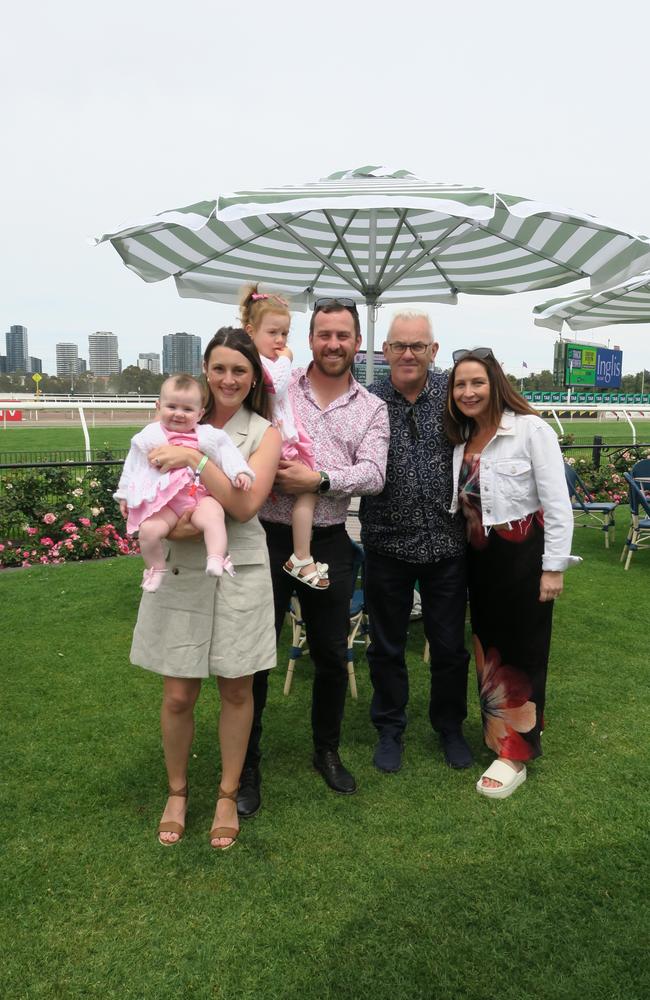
[534,266,650,331]
[95,166,650,380]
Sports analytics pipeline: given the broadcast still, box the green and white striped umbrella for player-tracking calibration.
[96,166,649,379]
[534,265,650,331]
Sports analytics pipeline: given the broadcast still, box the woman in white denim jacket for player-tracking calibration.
[445,348,580,800]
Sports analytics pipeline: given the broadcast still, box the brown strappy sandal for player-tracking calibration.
[157,785,188,846]
[209,786,240,851]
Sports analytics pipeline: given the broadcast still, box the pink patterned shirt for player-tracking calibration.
[260,366,390,527]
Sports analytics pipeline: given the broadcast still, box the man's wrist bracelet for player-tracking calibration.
[195,454,209,476]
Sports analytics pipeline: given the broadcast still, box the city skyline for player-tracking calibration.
[2,325,203,378]
[2,316,649,383]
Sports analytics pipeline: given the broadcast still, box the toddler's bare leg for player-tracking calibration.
[284,491,329,590]
[138,507,179,569]
[292,491,318,561]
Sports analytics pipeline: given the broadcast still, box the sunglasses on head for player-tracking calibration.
[313,297,359,313]
[452,347,495,364]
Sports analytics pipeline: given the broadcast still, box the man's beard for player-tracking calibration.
[313,352,351,377]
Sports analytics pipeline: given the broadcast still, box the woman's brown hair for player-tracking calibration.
[444,350,537,445]
[201,327,271,424]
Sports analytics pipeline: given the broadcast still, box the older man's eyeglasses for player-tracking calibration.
[452,347,495,364]
[386,341,431,356]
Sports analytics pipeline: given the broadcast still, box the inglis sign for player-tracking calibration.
[564,342,623,389]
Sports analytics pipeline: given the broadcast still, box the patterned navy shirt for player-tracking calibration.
[359,371,465,563]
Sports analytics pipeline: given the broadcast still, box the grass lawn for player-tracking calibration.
[0,425,139,455]
[547,418,650,441]
[2,421,650,461]
[2,510,648,1000]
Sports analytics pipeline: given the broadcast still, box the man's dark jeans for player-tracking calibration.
[364,548,469,736]
[244,521,355,767]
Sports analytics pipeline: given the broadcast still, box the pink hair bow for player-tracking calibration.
[251,292,289,306]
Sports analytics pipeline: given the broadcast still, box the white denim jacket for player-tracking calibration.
[449,410,581,572]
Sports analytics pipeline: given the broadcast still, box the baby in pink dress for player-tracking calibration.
[115,374,254,592]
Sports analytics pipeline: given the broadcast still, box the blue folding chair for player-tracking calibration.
[564,463,618,548]
[284,540,367,699]
[628,458,650,493]
[621,470,650,569]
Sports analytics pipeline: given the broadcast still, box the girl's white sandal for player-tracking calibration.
[282,553,330,590]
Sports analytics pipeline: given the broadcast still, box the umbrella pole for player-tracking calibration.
[365,210,378,385]
[366,300,377,385]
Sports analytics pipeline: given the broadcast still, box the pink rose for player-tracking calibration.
[79,518,91,527]
[25,527,38,536]
[43,513,56,525]
[40,537,54,547]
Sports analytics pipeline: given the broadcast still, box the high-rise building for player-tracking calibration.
[6,325,29,373]
[0,356,7,374]
[88,332,121,376]
[28,357,42,374]
[56,343,80,377]
[162,333,202,376]
[138,352,161,374]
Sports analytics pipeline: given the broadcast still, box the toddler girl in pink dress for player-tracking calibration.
[241,286,329,590]
[115,373,254,592]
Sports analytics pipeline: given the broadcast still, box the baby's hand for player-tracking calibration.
[279,346,293,360]
[119,500,128,519]
[235,474,252,492]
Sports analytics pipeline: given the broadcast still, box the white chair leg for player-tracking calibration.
[347,660,358,700]
[284,660,295,695]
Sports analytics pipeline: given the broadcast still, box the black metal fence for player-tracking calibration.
[0,447,128,466]
[556,437,650,469]
[2,439,649,544]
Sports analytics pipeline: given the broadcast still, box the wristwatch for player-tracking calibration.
[317,471,331,494]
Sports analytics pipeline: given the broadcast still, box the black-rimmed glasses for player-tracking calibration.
[452,347,496,364]
[386,341,432,356]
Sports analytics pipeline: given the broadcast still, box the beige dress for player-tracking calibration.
[130,406,277,679]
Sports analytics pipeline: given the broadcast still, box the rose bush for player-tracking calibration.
[0,457,139,568]
[563,447,650,503]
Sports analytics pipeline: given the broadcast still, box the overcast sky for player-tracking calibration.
[4,0,650,376]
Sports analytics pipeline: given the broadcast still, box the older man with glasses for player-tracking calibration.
[237,297,390,815]
[359,311,472,774]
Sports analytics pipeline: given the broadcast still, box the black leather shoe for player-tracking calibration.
[440,729,474,769]
[237,765,261,818]
[313,750,357,794]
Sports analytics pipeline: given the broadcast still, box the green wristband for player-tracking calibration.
[195,454,209,476]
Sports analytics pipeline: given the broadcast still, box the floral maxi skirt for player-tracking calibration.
[467,515,553,761]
